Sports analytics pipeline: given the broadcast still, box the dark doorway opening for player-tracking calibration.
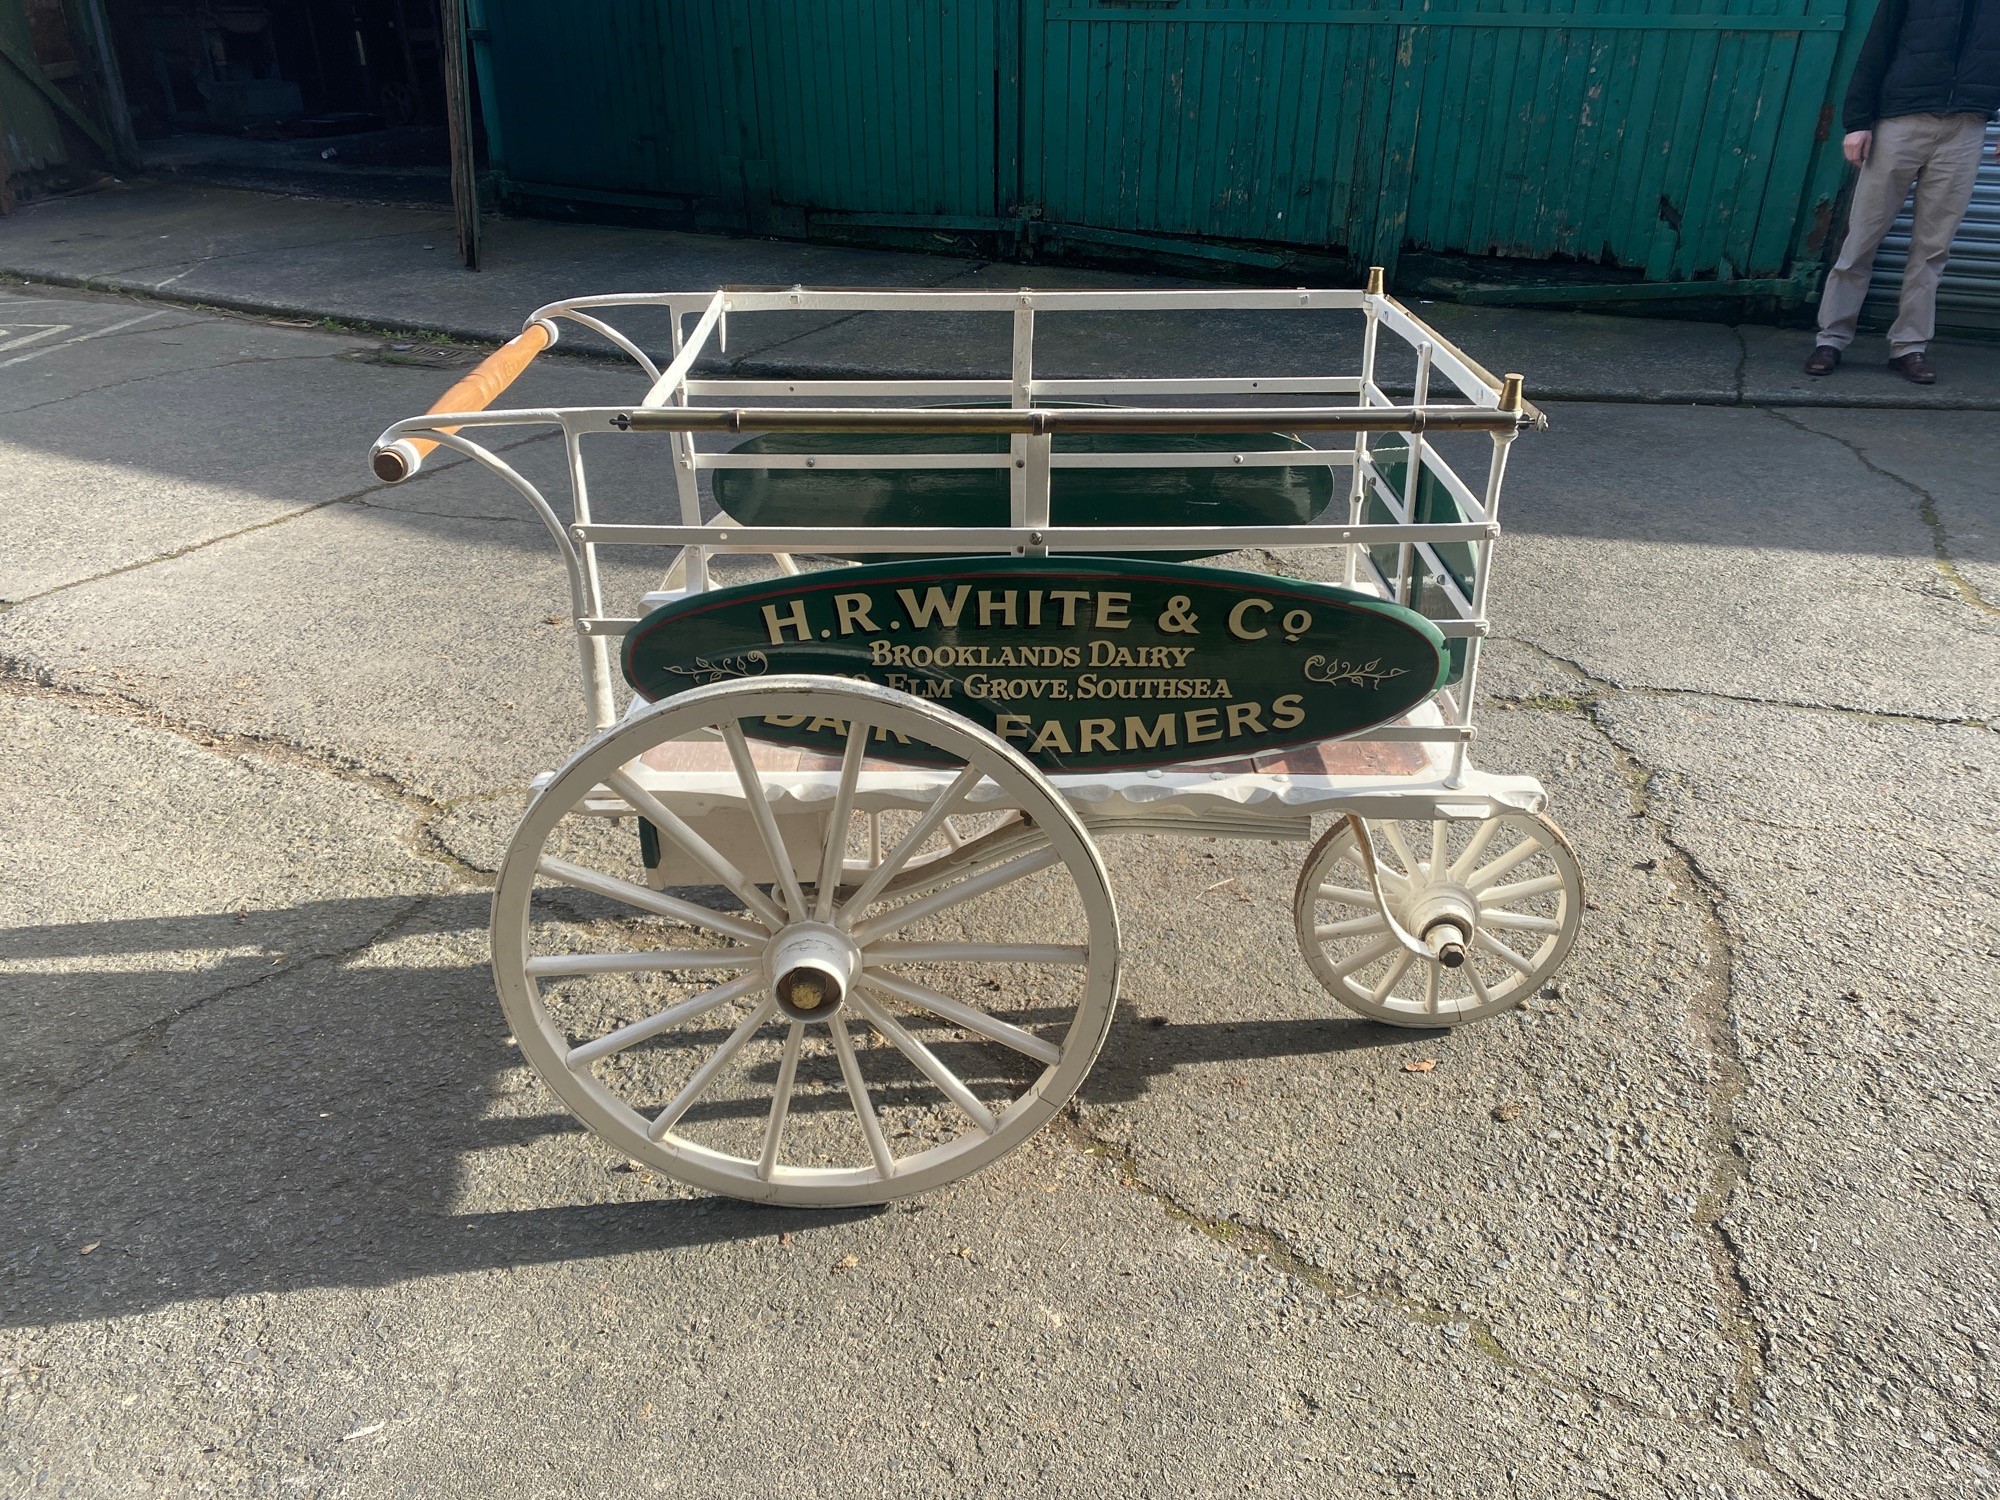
[100,0,478,205]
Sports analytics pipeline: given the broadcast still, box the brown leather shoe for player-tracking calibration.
[1804,344,1841,376]
[1888,351,1936,384]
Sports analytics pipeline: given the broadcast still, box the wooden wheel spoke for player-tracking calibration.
[848,845,1061,946]
[1326,932,1399,983]
[527,948,756,978]
[568,973,763,1069]
[864,941,1088,965]
[853,994,998,1135]
[721,720,808,920]
[1480,872,1567,906]
[829,1015,896,1178]
[861,972,1063,1068]
[1466,962,1494,1008]
[812,722,872,922]
[1316,883,1381,908]
[536,857,769,943]
[1448,817,1502,880]
[1314,915,1387,941]
[646,997,776,1140]
[603,771,789,929]
[1382,821,1421,878]
[1424,961,1440,1013]
[1370,950,1415,1004]
[757,1022,805,1182]
[1464,833,1547,892]
[1481,909,1560,934]
[1474,930,1537,976]
[837,765,984,920]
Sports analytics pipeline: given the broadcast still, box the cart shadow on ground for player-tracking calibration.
[0,890,1424,1330]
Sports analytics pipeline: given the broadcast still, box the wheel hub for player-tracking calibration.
[1400,880,1480,969]
[766,923,861,1021]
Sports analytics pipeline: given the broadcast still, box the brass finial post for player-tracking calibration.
[1500,373,1525,413]
[1366,265,1385,296]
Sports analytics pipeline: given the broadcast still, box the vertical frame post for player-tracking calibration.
[564,423,617,729]
[1449,372,1523,785]
[1009,299,1034,535]
[665,309,708,595]
[1393,338,1432,605]
[1346,265,1385,587]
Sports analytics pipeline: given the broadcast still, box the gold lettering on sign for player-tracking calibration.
[978,590,1018,627]
[762,599,812,644]
[834,593,878,635]
[1227,598,1272,640]
[898,586,971,628]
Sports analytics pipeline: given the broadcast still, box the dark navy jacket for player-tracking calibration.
[1842,0,2000,130]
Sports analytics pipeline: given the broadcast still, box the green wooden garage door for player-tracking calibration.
[474,0,1857,288]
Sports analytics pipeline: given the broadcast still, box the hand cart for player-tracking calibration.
[370,277,1582,1207]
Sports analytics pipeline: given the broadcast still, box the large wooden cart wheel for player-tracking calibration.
[491,677,1120,1206]
[1293,810,1582,1028]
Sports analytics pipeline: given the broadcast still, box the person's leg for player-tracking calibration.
[1888,113,1987,357]
[1815,115,1928,350]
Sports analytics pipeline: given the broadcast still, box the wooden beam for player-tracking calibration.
[440,0,481,270]
[0,29,113,157]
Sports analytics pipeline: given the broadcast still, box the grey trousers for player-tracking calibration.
[1815,111,1988,356]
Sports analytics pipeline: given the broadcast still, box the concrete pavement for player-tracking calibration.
[0,258,1996,1499]
[3,181,2000,408]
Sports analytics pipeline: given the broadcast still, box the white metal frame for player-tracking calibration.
[372,286,1548,830]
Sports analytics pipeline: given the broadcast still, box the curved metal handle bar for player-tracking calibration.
[414,429,592,628]
[548,310,663,384]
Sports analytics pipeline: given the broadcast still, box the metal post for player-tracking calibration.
[1347,266,1385,588]
[1009,299,1034,531]
[565,426,617,728]
[1448,372,1524,785]
[1394,338,1432,605]
[665,310,708,593]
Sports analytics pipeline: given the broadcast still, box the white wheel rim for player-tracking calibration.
[492,677,1121,1206]
[1293,811,1582,1027]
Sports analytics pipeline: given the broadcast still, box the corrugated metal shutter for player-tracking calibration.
[1865,121,2000,335]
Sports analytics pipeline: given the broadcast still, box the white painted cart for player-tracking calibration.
[370,278,1582,1206]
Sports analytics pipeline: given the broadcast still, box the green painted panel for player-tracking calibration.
[476,0,1859,289]
[622,556,1448,771]
[481,0,999,220]
[712,424,1335,563]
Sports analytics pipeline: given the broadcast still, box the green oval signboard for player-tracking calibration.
[623,557,1447,772]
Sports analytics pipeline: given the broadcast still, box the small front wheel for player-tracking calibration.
[492,677,1121,1206]
[1294,810,1582,1027]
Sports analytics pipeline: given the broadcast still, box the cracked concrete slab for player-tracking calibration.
[1073,704,1749,1431]
[1585,692,1999,1499]
[4,917,1788,1498]
[0,488,662,803]
[0,693,456,1153]
[1766,407,2000,616]
[1497,402,2000,722]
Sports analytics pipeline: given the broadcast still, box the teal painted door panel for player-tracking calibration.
[1027,0,1848,281]
[480,0,999,218]
[477,0,1854,286]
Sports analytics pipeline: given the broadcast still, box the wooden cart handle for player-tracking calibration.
[371,320,557,482]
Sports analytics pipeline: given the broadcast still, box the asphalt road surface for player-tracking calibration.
[2,283,1996,1498]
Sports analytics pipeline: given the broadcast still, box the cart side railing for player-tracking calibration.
[366,284,1539,781]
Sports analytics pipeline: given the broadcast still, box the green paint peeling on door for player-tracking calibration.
[476,0,1857,294]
